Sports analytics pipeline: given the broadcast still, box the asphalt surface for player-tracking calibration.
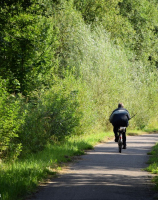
[29,134,158,200]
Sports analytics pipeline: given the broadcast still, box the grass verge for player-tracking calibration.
[127,129,148,136]
[145,142,158,190]
[0,131,113,200]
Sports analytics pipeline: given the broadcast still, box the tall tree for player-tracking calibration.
[0,0,59,94]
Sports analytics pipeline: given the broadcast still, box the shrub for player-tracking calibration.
[18,74,83,154]
[0,78,24,160]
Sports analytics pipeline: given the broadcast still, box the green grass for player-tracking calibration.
[144,128,158,133]
[127,129,147,136]
[145,142,158,190]
[0,131,113,200]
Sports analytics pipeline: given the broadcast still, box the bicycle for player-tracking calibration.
[118,127,126,153]
[114,113,136,153]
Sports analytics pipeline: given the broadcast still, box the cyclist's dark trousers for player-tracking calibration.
[113,126,126,145]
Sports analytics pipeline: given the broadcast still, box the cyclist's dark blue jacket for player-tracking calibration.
[109,107,131,127]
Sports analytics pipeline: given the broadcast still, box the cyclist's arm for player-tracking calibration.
[127,112,131,120]
[109,112,114,122]
[109,114,112,122]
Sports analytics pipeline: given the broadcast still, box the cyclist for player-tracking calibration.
[109,103,131,149]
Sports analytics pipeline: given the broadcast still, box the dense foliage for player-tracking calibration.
[0,0,158,160]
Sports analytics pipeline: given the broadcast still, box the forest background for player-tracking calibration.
[0,0,158,161]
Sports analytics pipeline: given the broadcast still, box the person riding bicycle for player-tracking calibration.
[109,103,131,149]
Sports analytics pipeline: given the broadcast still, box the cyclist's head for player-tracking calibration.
[118,103,124,108]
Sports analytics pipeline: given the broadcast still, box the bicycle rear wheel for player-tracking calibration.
[119,143,122,153]
[118,133,123,153]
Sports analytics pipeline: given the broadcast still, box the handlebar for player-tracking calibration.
[129,113,137,120]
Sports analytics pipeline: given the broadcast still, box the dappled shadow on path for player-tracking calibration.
[31,172,155,200]
[29,134,158,200]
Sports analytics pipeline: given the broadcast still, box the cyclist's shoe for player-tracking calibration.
[122,145,126,149]
[115,136,119,142]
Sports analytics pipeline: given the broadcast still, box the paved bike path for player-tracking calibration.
[30,134,158,200]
